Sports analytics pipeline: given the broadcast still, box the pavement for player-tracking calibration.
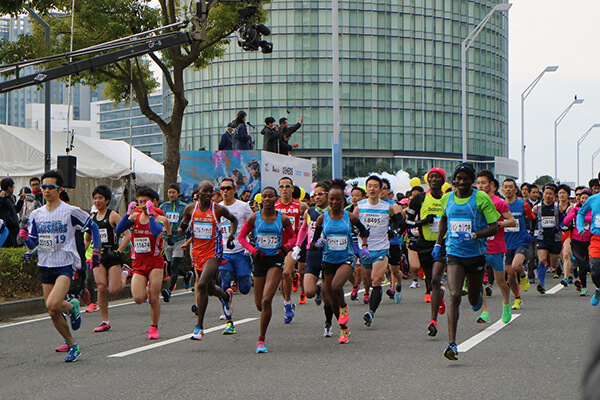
[0,277,595,400]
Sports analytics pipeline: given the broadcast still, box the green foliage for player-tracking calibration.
[533,175,555,186]
[313,163,332,182]
[0,248,42,300]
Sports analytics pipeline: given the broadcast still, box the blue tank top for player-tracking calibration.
[254,211,283,256]
[445,190,489,258]
[322,211,353,264]
[505,198,532,250]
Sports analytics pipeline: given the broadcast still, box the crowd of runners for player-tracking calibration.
[7,162,600,362]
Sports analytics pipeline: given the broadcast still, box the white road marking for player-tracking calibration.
[107,317,258,358]
[546,283,564,295]
[457,314,520,353]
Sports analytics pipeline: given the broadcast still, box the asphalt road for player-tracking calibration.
[0,277,595,400]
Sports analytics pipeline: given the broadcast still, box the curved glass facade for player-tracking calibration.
[170,0,508,177]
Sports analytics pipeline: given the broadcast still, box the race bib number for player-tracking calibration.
[327,235,348,250]
[288,216,296,229]
[134,237,151,253]
[541,216,555,228]
[504,220,520,233]
[257,234,278,249]
[194,222,213,239]
[221,221,232,236]
[430,217,441,233]
[166,212,180,224]
[595,215,600,228]
[363,213,382,228]
[99,228,108,243]
[449,219,472,237]
[38,234,54,251]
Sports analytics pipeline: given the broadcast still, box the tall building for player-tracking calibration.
[91,93,165,162]
[168,0,512,178]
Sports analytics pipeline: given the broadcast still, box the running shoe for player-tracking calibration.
[394,289,403,304]
[338,328,350,344]
[363,311,374,326]
[382,276,389,285]
[191,304,198,315]
[591,289,600,306]
[338,305,349,326]
[472,291,483,312]
[461,281,468,296]
[184,271,194,289]
[299,293,307,304]
[94,322,111,332]
[441,273,447,281]
[64,344,81,363]
[424,293,431,303]
[147,326,159,340]
[350,285,359,301]
[219,313,226,320]
[502,303,512,323]
[231,282,238,292]
[315,283,323,306]
[477,311,490,324]
[439,286,446,315]
[222,321,236,335]
[581,288,589,297]
[537,284,546,295]
[256,341,268,353]
[418,268,425,279]
[68,299,82,331]
[292,271,299,293]
[222,288,234,317]
[55,341,69,352]
[409,280,420,289]
[443,342,458,361]
[568,275,574,284]
[161,288,171,303]
[191,325,204,340]
[560,278,568,287]
[553,273,560,279]
[85,303,98,313]
[122,264,133,279]
[386,288,395,300]
[511,298,522,310]
[363,293,369,305]
[323,324,333,337]
[547,266,554,274]
[284,302,295,323]
[427,320,438,337]
[520,275,530,292]
[484,285,493,297]
[574,280,582,292]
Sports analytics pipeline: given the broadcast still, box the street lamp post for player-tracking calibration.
[554,96,584,180]
[461,2,512,162]
[331,0,341,179]
[521,66,558,182]
[592,147,600,179]
[577,123,600,185]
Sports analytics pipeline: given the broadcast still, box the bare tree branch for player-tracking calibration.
[148,51,176,93]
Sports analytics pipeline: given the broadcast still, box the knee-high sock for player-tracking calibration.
[369,286,383,313]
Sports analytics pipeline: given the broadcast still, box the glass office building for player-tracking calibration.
[170,0,508,177]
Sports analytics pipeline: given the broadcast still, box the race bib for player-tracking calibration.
[504,220,520,233]
[166,212,180,224]
[449,219,472,237]
[134,237,151,253]
[257,234,278,249]
[193,222,213,239]
[38,234,54,251]
[221,221,232,236]
[327,235,348,250]
[595,215,600,228]
[487,236,495,241]
[541,216,555,228]
[99,228,108,243]
[430,217,441,233]
[363,213,382,228]
[288,216,296,229]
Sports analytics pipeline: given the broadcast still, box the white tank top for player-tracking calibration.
[358,198,390,251]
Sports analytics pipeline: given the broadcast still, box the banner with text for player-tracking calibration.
[260,151,312,191]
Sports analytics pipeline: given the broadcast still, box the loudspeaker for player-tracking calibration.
[57,155,77,188]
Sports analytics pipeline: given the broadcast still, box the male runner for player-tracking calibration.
[576,187,600,305]
[532,184,562,294]
[381,178,404,302]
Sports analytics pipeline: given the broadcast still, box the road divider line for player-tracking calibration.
[457,314,520,353]
[107,317,258,358]
[546,283,564,295]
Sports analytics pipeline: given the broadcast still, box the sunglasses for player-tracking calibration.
[382,187,389,190]
[41,184,60,190]
[220,186,234,191]
[279,184,293,189]
[314,191,327,196]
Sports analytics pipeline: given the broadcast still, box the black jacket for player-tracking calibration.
[233,123,252,150]
[0,195,19,247]
[280,122,301,137]
[219,130,233,150]
[261,125,281,153]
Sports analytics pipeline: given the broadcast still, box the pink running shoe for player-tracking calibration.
[55,342,69,352]
[147,326,159,340]
[363,294,370,305]
[85,303,98,313]
[94,322,111,332]
[338,329,350,344]
[338,305,349,326]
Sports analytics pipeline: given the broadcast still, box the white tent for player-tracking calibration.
[0,125,165,210]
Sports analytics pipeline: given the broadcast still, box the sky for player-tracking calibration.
[508,0,600,185]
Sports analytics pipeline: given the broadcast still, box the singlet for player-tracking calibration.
[444,190,490,258]
[357,198,390,251]
[418,191,444,242]
[345,204,359,244]
[486,195,508,255]
[191,201,222,260]
[92,209,118,253]
[160,199,188,241]
[322,211,353,264]
[219,199,253,254]
[505,198,532,250]
[275,198,301,232]
[306,207,325,251]
[254,210,283,256]
[131,212,163,260]
[535,202,561,242]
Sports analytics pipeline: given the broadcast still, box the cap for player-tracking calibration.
[453,162,476,182]
[427,167,446,182]
[399,198,409,205]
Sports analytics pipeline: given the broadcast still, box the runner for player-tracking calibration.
[238,186,296,353]
[218,177,253,334]
[20,169,101,362]
[381,178,404,302]
[432,163,500,361]
[406,167,448,337]
[86,185,132,332]
[576,187,600,305]
[179,180,237,341]
[558,184,573,284]
[567,188,592,295]
[115,187,169,339]
[346,186,369,303]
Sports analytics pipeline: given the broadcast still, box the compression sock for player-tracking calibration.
[369,286,383,313]
[324,305,333,326]
[537,264,546,287]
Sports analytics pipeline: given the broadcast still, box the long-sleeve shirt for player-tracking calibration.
[564,205,592,242]
[577,194,600,236]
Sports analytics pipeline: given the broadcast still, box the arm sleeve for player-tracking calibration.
[238,221,256,253]
[148,216,164,237]
[286,123,301,135]
[25,217,38,249]
[295,221,309,247]
[524,202,536,220]
[115,216,134,235]
[82,219,101,252]
[577,200,592,233]
[283,224,296,250]
[0,223,8,248]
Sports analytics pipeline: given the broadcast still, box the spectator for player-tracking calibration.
[240,190,252,202]
[233,111,253,150]
[0,177,19,247]
[29,177,43,204]
[277,115,303,139]
[16,187,41,245]
[261,117,280,153]
[278,133,300,155]
[219,122,234,150]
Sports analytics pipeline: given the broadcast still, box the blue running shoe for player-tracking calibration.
[161,288,171,303]
[64,344,81,362]
[68,299,81,331]
[191,325,204,340]
[323,324,333,337]
[315,283,323,306]
[394,289,403,304]
[284,302,295,323]
[222,321,236,335]
[184,271,194,289]
[591,289,600,306]
[444,342,458,361]
[560,278,568,288]
[256,340,268,353]
[472,289,483,312]
[363,311,374,326]
[222,288,234,318]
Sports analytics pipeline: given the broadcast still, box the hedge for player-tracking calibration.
[0,247,42,300]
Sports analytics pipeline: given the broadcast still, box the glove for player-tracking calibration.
[291,246,301,261]
[432,244,441,261]
[108,249,122,260]
[226,236,235,250]
[92,248,101,267]
[146,200,155,216]
[423,214,436,224]
[167,235,175,246]
[127,201,137,215]
[360,246,371,261]
[456,231,473,241]
[19,228,29,241]
[277,245,289,258]
[387,230,396,240]
[23,252,33,262]
[252,248,265,260]
[316,238,327,248]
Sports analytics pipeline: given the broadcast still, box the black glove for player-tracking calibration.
[253,249,265,261]
[387,229,397,240]
[226,236,235,250]
[277,245,289,258]
[167,235,175,246]
[422,214,436,224]
[108,249,122,260]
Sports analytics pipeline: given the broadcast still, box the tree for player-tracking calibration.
[533,175,554,186]
[313,163,331,183]
[0,0,270,193]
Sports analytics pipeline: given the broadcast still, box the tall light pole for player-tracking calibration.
[521,65,558,182]
[331,0,341,179]
[592,147,600,179]
[554,96,584,180]
[577,123,600,185]
[461,2,512,162]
